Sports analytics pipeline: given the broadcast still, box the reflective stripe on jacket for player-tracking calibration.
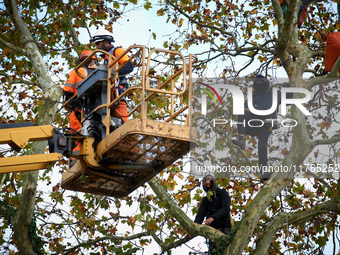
[63,67,88,94]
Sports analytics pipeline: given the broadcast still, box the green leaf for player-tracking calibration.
[144,1,152,10]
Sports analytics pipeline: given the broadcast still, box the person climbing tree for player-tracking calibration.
[232,75,293,181]
[194,174,231,254]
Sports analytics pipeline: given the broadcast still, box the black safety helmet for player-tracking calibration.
[202,174,216,192]
[253,74,271,92]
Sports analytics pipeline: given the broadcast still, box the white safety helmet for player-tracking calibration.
[90,29,115,43]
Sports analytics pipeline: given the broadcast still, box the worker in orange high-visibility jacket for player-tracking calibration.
[90,29,134,123]
[63,50,98,155]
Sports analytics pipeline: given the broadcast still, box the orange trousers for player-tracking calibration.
[113,101,128,123]
[69,110,81,152]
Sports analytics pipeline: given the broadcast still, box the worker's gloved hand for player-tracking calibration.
[63,91,74,102]
[69,98,82,112]
[63,91,81,112]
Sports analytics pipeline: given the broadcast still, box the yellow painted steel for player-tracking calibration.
[0,125,62,173]
[0,153,62,173]
[95,118,196,160]
[0,125,54,149]
[0,47,198,197]
[60,47,199,197]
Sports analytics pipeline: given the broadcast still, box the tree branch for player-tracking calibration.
[273,0,300,76]
[228,178,288,254]
[62,3,81,46]
[148,177,225,243]
[0,71,36,86]
[271,0,286,40]
[54,232,153,255]
[165,0,239,49]
[311,135,340,147]
[151,231,189,252]
[0,37,27,56]
[306,56,340,90]
[4,0,60,96]
[165,0,275,56]
[253,198,340,255]
[305,170,332,190]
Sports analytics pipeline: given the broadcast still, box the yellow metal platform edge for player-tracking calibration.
[61,160,161,198]
[96,118,197,159]
[61,161,83,186]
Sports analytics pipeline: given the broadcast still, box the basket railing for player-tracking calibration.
[72,46,197,137]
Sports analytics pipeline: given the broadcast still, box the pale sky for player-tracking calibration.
[76,5,338,254]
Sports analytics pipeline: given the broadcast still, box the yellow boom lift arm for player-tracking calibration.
[0,124,62,173]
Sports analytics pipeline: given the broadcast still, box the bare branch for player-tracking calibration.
[54,232,153,255]
[165,0,239,48]
[311,135,340,147]
[151,231,190,252]
[306,57,340,89]
[253,198,340,255]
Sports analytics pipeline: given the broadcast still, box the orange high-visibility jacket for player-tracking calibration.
[63,67,88,95]
[325,31,340,72]
[103,46,130,67]
[103,46,132,123]
[63,67,89,152]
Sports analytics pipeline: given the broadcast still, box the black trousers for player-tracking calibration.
[236,113,271,178]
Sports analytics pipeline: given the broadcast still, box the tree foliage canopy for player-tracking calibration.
[0,0,340,254]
